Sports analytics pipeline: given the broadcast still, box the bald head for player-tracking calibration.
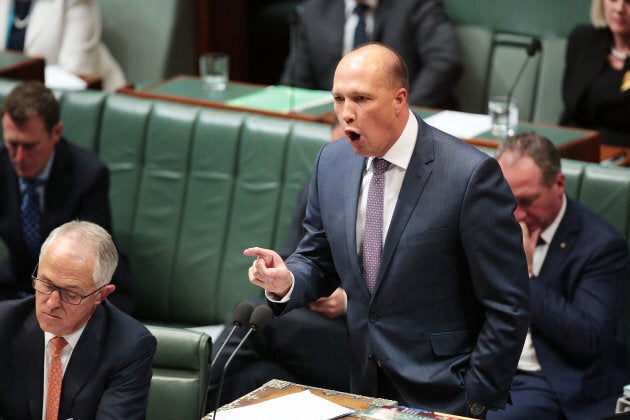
[337,43,409,92]
[332,43,410,157]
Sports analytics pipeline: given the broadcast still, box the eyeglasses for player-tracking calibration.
[31,266,104,305]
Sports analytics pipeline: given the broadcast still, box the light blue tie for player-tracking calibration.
[21,178,40,259]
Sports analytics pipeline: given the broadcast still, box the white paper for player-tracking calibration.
[209,390,354,420]
[45,65,88,90]
[424,110,491,139]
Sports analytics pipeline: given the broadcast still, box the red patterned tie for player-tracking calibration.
[46,336,67,420]
[362,158,389,293]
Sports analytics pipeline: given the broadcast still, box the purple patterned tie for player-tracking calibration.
[362,158,389,293]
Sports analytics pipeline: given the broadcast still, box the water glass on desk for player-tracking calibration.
[488,96,518,138]
[199,52,229,91]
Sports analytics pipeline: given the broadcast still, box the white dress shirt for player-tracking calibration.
[517,195,567,371]
[41,327,85,420]
[343,0,379,55]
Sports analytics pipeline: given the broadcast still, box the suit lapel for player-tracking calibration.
[13,311,45,419]
[59,305,106,416]
[345,153,369,295]
[375,117,434,296]
[1,153,25,249]
[538,200,579,282]
[373,0,392,40]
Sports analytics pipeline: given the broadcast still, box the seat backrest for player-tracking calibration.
[97,93,328,325]
[145,325,211,420]
[96,0,195,85]
[444,0,591,124]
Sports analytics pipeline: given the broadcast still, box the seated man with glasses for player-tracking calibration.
[0,220,156,419]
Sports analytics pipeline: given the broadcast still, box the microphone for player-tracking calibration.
[209,301,254,369]
[505,37,542,107]
[202,301,253,416]
[211,305,273,419]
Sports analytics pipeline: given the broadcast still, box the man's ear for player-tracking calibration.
[95,284,116,304]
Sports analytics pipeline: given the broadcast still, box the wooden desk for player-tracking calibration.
[203,379,472,420]
[600,145,630,167]
[119,75,336,124]
[120,75,601,163]
[0,51,44,82]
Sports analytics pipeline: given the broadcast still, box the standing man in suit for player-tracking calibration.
[245,43,530,418]
[0,220,156,419]
[0,80,133,313]
[280,0,462,109]
[487,132,630,419]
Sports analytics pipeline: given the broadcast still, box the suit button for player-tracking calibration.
[369,312,379,323]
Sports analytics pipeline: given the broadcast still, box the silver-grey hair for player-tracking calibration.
[591,0,607,28]
[39,220,118,288]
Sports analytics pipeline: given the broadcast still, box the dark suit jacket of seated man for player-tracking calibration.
[487,132,630,420]
[246,43,530,418]
[0,80,134,313]
[0,220,156,419]
[280,0,463,109]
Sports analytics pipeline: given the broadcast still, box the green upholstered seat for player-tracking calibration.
[145,325,211,420]
[57,90,107,151]
[96,0,195,85]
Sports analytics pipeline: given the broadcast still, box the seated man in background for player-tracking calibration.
[279,0,462,109]
[205,121,352,410]
[0,220,156,419]
[0,81,134,313]
[488,132,630,419]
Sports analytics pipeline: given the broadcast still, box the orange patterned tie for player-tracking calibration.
[46,336,67,420]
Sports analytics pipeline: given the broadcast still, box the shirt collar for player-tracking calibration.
[18,150,55,186]
[539,194,567,245]
[44,323,86,352]
[368,109,417,172]
[345,0,379,15]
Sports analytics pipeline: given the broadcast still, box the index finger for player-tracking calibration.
[243,247,275,265]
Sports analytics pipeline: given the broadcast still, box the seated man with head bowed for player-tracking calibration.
[0,220,156,419]
[487,132,630,419]
[0,80,134,314]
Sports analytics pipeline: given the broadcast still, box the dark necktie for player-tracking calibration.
[46,336,67,420]
[353,3,369,48]
[8,0,32,51]
[21,178,41,259]
[362,158,389,293]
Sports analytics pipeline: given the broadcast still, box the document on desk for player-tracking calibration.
[424,110,491,139]
[211,390,354,420]
[225,85,333,113]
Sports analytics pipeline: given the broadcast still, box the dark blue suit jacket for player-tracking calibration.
[531,198,630,418]
[281,115,531,415]
[0,138,134,313]
[279,0,462,108]
[0,296,156,419]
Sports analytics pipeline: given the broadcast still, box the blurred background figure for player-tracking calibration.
[279,0,462,109]
[560,0,630,145]
[0,0,126,91]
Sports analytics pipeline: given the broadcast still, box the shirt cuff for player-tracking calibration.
[265,272,295,303]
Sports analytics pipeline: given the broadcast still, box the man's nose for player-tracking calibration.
[514,207,526,221]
